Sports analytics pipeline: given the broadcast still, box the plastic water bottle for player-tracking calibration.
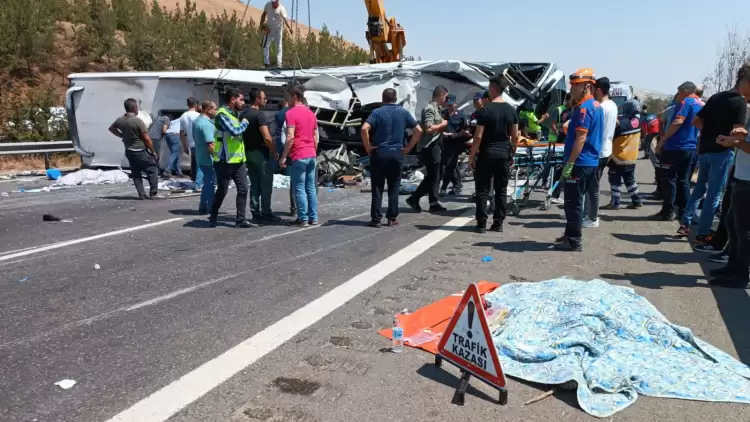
[392,316,404,353]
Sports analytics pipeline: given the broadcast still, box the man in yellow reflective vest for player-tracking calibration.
[209,87,253,228]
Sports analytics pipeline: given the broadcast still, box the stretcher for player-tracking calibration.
[508,142,564,216]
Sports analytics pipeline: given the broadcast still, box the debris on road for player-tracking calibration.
[42,213,62,222]
[318,144,364,186]
[481,256,493,262]
[93,264,101,270]
[272,174,290,188]
[45,168,62,180]
[525,389,555,405]
[0,192,8,197]
[15,276,30,284]
[158,179,194,193]
[54,379,76,390]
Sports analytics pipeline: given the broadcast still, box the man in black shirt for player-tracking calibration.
[677,84,747,242]
[468,74,519,233]
[440,95,471,196]
[241,88,281,224]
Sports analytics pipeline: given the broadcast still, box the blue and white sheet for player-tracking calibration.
[484,279,750,417]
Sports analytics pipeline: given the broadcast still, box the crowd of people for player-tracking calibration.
[108,64,750,289]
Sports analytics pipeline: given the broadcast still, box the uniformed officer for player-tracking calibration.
[209,88,254,228]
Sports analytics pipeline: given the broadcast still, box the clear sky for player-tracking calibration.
[262,0,747,95]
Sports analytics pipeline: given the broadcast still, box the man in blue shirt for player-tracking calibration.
[555,68,604,252]
[361,88,423,227]
[192,100,218,215]
[651,81,703,221]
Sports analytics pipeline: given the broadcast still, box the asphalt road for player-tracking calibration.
[0,164,748,422]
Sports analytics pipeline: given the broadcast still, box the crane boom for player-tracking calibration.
[364,0,406,63]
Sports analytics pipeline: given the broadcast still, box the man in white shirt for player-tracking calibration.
[260,0,293,68]
[583,77,617,228]
[179,97,202,188]
[164,115,183,177]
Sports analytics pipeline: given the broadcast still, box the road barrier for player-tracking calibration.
[0,140,76,168]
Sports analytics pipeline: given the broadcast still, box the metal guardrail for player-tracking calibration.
[0,140,76,169]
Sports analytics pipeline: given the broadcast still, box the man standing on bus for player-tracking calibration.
[260,0,293,68]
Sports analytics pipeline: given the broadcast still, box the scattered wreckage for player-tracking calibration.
[66,61,566,182]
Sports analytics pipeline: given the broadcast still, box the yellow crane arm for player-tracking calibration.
[364,0,406,63]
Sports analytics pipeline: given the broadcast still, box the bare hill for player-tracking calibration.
[164,0,363,48]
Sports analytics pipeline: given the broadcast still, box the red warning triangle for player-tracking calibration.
[437,283,506,388]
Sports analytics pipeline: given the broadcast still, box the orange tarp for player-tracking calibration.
[377,281,500,355]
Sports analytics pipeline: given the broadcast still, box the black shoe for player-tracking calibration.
[387,219,399,227]
[289,209,297,216]
[554,238,582,252]
[555,234,567,243]
[707,251,729,264]
[449,188,461,196]
[406,196,422,213]
[251,217,264,225]
[368,219,382,228]
[648,212,673,221]
[236,220,258,228]
[439,188,447,197]
[489,220,503,233]
[600,203,619,211]
[289,219,309,227]
[138,194,149,200]
[148,194,164,200]
[262,214,282,223]
[208,216,218,228]
[626,203,643,209]
[429,204,448,213]
[694,243,723,254]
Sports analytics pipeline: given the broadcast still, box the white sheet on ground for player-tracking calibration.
[54,169,130,186]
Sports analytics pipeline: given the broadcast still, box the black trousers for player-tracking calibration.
[370,148,404,221]
[583,157,609,220]
[726,179,750,277]
[211,161,249,222]
[474,154,510,222]
[441,141,463,191]
[563,165,597,244]
[659,149,695,217]
[411,143,442,206]
[125,149,159,198]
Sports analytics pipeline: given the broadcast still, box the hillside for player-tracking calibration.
[164,0,363,49]
[0,0,369,143]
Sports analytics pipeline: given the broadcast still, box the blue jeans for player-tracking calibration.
[190,147,204,189]
[681,150,734,234]
[164,133,182,175]
[198,164,216,213]
[563,165,597,246]
[659,149,696,217]
[289,157,318,223]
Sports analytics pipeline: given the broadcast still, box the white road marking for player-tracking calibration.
[0,218,184,263]
[105,213,473,422]
[0,212,414,350]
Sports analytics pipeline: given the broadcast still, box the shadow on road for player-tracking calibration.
[474,240,551,253]
[611,232,683,245]
[599,214,651,222]
[508,220,565,229]
[415,363,497,404]
[601,271,706,289]
[615,250,694,265]
[98,195,142,201]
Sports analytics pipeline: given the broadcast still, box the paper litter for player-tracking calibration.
[273,174,290,188]
[54,379,76,389]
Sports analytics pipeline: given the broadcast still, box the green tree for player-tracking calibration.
[0,0,59,76]
[111,0,147,32]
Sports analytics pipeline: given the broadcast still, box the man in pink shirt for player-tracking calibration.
[280,86,319,227]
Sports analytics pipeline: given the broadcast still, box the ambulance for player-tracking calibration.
[609,82,634,115]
